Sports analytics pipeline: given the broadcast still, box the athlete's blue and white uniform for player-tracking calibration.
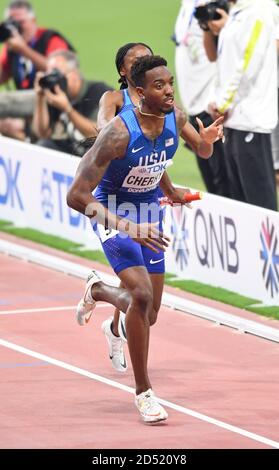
[93,103,178,275]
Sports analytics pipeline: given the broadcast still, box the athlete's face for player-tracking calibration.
[139,66,175,114]
[120,45,152,85]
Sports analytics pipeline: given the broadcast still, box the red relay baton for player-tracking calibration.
[159,191,203,206]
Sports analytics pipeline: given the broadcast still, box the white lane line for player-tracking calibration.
[0,304,109,315]
[0,338,278,449]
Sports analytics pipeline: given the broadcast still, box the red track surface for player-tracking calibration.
[0,247,279,449]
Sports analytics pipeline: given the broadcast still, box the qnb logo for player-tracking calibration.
[0,156,24,209]
[41,169,53,219]
[260,218,279,297]
[170,206,189,270]
[194,209,239,273]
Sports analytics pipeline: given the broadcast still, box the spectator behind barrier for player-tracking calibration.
[0,0,74,140]
[205,0,279,211]
[32,49,112,156]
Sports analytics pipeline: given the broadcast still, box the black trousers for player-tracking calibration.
[223,128,277,211]
[189,112,230,197]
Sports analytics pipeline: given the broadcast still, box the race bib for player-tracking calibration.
[122,160,173,192]
[96,223,119,243]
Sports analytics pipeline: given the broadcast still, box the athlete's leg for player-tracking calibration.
[111,281,125,336]
[93,269,168,422]
[79,235,167,420]
[114,272,164,332]
[141,230,165,326]
[148,273,165,326]
[116,273,164,331]
[91,222,165,399]
[103,272,163,373]
[92,265,153,394]
[93,224,148,372]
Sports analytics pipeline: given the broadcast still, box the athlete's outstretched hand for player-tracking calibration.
[196,115,224,144]
[124,221,170,253]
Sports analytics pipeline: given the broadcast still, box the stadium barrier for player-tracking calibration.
[0,136,278,306]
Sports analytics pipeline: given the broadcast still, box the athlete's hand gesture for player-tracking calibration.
[196,115,224,143]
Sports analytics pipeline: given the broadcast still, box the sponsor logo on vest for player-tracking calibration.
[132,146,144,153]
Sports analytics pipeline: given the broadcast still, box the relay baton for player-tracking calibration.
[159,191,203,206]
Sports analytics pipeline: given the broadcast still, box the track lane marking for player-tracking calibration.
[0,337,278,449]
[0,304,109,315]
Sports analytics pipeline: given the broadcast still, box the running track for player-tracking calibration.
[0,241,279,449]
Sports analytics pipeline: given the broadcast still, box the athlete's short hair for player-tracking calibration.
[115,42,153,89]
[131,55,167,88]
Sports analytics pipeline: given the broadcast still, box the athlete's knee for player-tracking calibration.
[131,286,153,312]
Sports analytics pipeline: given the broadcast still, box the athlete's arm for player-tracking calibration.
[157,109,191,204]
[97,90,123,129]
[67,116,127,216]
[160,172,191,205]
[175,106,224,159]
[159,172,176,197]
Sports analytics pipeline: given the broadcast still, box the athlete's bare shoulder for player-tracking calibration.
[99,89,123,108]
[97,90,124,129]
[91,115,129,162]
[76,115,129,183]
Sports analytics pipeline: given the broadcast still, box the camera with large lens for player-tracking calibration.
[0,19,21,42]
[38,69,67,93]
[194,1,229,31]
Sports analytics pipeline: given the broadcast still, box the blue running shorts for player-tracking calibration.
[92,203,165,275]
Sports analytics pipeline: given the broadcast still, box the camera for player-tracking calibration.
[194,1,229,31]
[38,69,67,93]
[0,19,21,42]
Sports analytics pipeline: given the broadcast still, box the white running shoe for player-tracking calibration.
[101,317,127,373]
[135,388,168,424]
[76,270,102,326]
[118,311,127,343]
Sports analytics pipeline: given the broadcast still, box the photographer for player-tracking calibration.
[32,50,112,156]
[203,0,279,210]
[0,1,74,89]
[0,0,74,140]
